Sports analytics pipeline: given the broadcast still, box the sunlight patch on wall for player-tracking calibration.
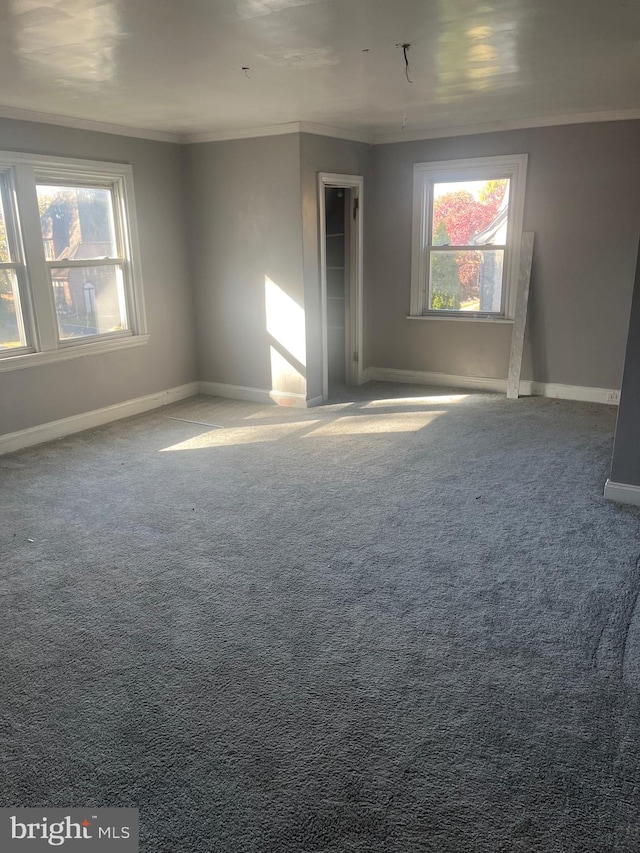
[265,275,306,394]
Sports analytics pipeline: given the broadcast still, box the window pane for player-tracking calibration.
[52,265,129,340]
[0,270,26,349]
[432,178,510,247]
[37,184,118,261]
[429,249,504,312]
[0,185,11,262]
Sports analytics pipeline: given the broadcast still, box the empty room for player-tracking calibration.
[2,1,640,850]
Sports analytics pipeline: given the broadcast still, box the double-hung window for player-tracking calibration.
[0,153,146,370]
[410,154,527,320]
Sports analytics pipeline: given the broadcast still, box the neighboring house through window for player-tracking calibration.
[410,154,528,320]
[0,153,147,371]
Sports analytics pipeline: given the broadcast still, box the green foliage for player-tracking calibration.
[431,222,460,310]
[431,289,460,310]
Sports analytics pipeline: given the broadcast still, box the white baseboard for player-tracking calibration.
[199,381,309,408]
[198,381,273,405]
[603,480,640,506]
[362,367,619,405]
[363,367,507,393]
[0,382,199,456]
[1,371,620,458]
[269,391,309,408]
[528,381,619,405]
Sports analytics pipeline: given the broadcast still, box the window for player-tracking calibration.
[410,154,527,320]
[0,153,146,371]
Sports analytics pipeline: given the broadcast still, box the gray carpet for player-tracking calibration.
[2,384,640,851]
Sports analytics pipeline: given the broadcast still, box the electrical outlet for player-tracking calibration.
[606,390,620,404]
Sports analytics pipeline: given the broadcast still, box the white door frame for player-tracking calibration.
[318,172,364,402]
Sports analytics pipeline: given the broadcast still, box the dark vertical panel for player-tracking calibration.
[610,239,640,485]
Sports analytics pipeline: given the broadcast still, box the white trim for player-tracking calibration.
[603,480,640,506]
[364,367,508,393]
[0,103,179,143]
[0,334,150,372]
[506,232,535,399]
[199,380,311,408]
[182,121,372,146]
[0,151,148,365]
[0,150,137,174]
[298,123,372,145]
[0,103,637,149]
[199,381,274,405]
[528,381,620,405]
[410,154,528,321]
[362,367,621,405]
[373,108,640,145]
[318,173,365,403]
[182,122,301,144]
[406,314,513,324]
[0,382,199,456]
[269,391,308,408]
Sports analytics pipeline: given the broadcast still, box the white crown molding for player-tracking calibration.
[373,108,640,145]
[297,122,373,145]
[0,102,637,148]
[182,121,373,146]
[0,103,181,143]
[0,382,199,456]
[181,121,302,144]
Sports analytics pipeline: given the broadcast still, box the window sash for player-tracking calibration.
[0,172,34,352]
[0,153,146,366]
[47,262,130,342]
[426,247,506,315]
[36,178,125,264]
[425,176,509,316]
[425,244,507,252]
[0,267,32,356]
[411,155,528,320]
[46,258,124,268]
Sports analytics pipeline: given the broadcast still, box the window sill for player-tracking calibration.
[0,333,150,373]
[407,315,514,324]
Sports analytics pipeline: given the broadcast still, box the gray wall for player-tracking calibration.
[610,239,640,486]
[185,134,306,398]
[369,121,640,386]
[0,117,196,436]
[299,133,372,401]
[4,118,640,440]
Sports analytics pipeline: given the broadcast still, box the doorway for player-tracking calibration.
[318,173,364,402]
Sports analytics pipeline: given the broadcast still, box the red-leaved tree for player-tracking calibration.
[433,179,507,246]
[433,179,508,299]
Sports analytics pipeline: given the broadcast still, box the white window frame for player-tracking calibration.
[410,153,528,321]
[0,152,147,372]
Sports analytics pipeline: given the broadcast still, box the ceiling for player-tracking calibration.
[0,0,638,143]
